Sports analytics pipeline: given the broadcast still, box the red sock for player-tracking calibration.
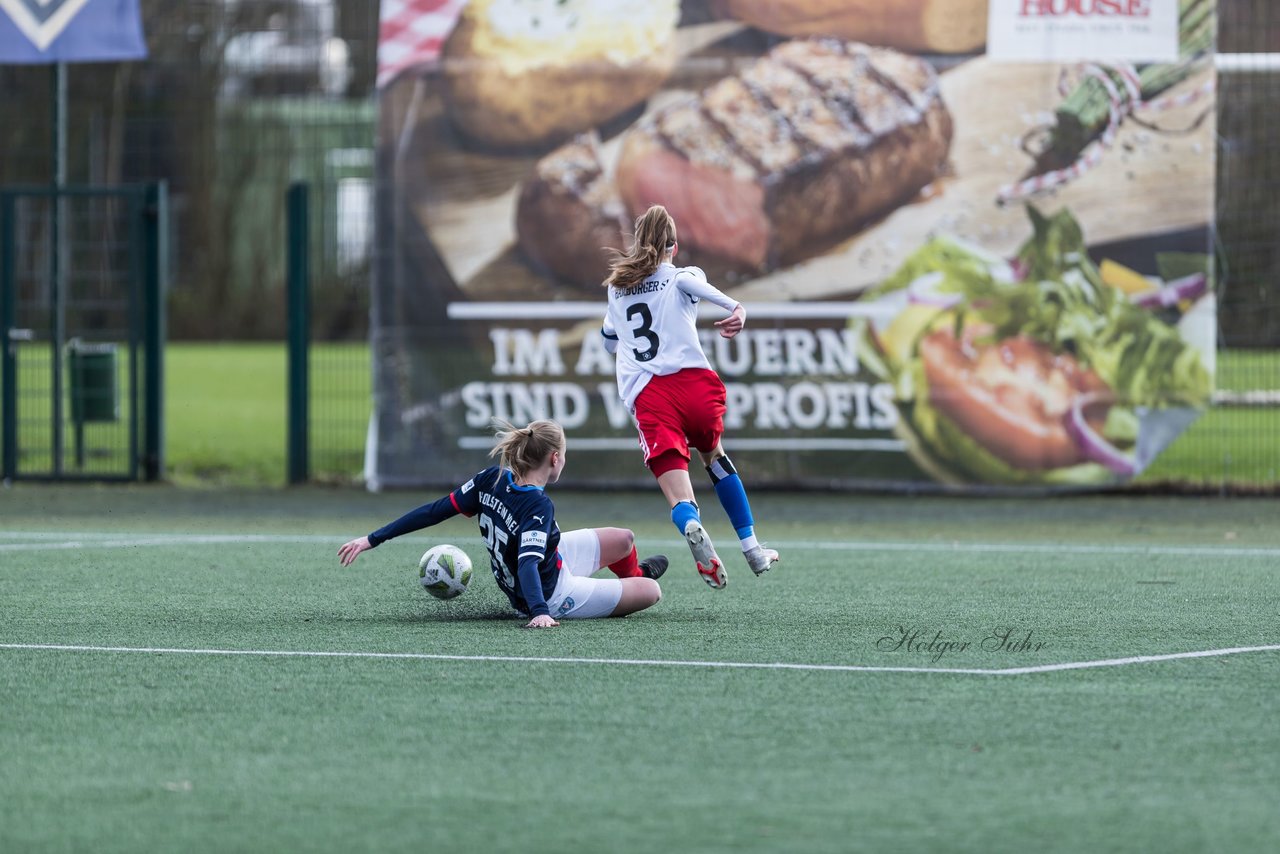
[608,546,642,578]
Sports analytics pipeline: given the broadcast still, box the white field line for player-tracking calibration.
[3,531,1280,559]
[0,642,1277,677]
[0,534,339,551]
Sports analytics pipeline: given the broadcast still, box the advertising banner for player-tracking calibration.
[370,0,1216,490]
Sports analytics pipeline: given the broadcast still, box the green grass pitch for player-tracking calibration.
[3,343,1275,486]
[159,344,1279,487]
[2,485,1278,852]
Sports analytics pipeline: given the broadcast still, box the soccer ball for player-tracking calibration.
[418,544,473,600]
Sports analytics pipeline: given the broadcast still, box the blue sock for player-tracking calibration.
[670,500,701,536]
[707,457,755,541]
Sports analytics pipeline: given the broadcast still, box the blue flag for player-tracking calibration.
[0,0,146,63]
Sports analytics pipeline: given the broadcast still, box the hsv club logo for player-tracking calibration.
[0,0,92,51]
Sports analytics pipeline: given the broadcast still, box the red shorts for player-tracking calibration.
[633,368,726,477]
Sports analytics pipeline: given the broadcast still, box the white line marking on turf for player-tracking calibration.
[0,534,339,551]
[1,642,1276,677]
[4,531,1280,558]
[792,541,1280,559]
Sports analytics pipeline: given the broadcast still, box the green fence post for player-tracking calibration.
[287,182,310,485]
[142,182,167,482]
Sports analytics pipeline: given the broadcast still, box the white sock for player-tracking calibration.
[740,534,760,552]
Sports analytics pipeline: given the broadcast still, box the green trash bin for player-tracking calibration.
[69,342,119,424]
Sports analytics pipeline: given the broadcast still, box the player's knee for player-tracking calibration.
[706,454,738,484]
[615,578,661,616]
[612,527,635,563]
[598,526,634,561]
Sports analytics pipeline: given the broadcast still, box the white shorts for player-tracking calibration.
[544,528,623,620]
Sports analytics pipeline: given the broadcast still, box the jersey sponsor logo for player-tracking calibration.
[521,530,548,549]
[461,478,475,493]
[532,514,545,524]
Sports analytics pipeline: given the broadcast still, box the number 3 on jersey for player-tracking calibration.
[626,303,661,362]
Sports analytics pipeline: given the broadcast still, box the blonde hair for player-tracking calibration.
[489,419,565,477]
[604,205,676,290]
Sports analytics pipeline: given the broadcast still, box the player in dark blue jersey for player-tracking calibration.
[338,419,666,628]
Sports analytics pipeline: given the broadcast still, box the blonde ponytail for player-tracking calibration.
[604,205,677,290]
[489,419,565,477]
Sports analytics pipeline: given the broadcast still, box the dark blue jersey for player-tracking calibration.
[367,466,561,616]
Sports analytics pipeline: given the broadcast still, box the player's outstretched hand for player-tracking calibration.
[715,304,746,339]
[525,614,560,629]
[338,536,372,566]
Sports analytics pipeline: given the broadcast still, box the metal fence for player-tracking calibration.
[1198,7,1280,490]
[1,185,166,482]
[0,1,1276,488]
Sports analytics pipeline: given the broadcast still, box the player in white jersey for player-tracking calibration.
[601,205,779,589]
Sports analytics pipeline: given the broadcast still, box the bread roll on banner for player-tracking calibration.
[716,0,988,54]
[441,0,680,150]
[615,39,954,272]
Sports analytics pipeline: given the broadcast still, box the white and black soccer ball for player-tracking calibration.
[418,544,473,600]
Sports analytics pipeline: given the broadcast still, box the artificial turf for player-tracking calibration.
[1,486,1278,853]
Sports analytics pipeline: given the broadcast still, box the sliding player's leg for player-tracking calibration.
[549,529,661,618]
[593,526,668,580]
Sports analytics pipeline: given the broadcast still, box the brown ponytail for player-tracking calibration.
[604,205,676,290]
[489,419,565,477]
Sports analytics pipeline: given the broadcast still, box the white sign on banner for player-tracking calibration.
[987,0,1180,63]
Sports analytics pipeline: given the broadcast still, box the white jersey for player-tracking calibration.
[602,263,740,411]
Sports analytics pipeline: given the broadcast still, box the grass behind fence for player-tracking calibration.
[2,343,1269,487]
[167,342,368,486]
[164,344,1279,489]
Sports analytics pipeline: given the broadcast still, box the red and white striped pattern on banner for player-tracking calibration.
[377,0,466,88]
[997,62,1215,204]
